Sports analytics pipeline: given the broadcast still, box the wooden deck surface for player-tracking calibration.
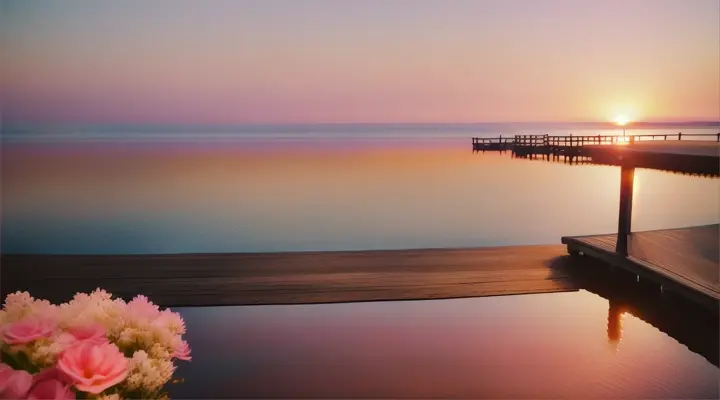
[1,245,576,307]
[584,141,720,175]
[562,225,720,308]
[622,141,720,157]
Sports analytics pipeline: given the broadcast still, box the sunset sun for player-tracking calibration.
[614,115,630,126]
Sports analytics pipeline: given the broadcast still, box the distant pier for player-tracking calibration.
[472,132,720,163]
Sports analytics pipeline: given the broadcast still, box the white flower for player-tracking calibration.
[125,350,176,392]
[0,291,59,325]
[3,291,33,309]
[27,337,68,367]
[56,290,129,339]
[1,288,189,397]
[89,288,113,302]
[148,343,170,360]
[155,309,186,335]
[117,327,139,349]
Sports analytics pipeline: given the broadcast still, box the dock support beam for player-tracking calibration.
[616,164,635,256]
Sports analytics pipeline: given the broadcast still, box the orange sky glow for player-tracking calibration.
[1,0,718,124]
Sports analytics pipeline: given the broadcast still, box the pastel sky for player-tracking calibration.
[1,0,718,124]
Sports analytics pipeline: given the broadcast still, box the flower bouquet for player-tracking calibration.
[0,289,191,399]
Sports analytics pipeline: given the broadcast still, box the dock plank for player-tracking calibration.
[562,225,720,309]
[584,141,720,175]
[1,245,576,307]
[619,141,720,157]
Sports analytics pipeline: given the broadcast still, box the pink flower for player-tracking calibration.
[68,325,107,344]
[0,363,33,399]
[171,339,192,361]
[57,342,129,394]
[26,368,74,400]
[153,310,186,335]
[54,325,109,356]
[1,319,55,345]
[26,379,74,400]
[127,295,159,318]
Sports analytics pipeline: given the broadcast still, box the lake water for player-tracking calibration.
[171,288,719,399]
[2,126,718,254]
[2,124,718,398]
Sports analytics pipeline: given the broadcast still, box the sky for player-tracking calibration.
[1,0,719,124]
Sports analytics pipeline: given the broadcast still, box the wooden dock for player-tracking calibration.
[471,136,514,152]
[1,245,577,308]
[563,225,720,310]
[584,140,720,176]
[473,135,720,309]
[473,132,720,164]
[559,140,720,310]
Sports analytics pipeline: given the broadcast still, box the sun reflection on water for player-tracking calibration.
[607,301,627,353]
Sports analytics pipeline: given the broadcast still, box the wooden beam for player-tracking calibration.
[616,164,635,255]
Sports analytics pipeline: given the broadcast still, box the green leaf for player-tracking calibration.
[1,350,23,371]
[13,350,39,374]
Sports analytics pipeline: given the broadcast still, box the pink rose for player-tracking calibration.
[57,342,128,394]
[26,379,74,400]
[171,339,192,361]
[0,363,33,399]
[68,325,107,344]
[27,368,74,400]
[31,367,70,385]
[1,319,55,345]
[55,325,109,352]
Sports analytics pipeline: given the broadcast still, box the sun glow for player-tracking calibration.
[614,115,630,126]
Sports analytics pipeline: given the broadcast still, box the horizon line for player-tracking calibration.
[4,120,720,127]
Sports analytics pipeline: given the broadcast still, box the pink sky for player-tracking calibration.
[1,0,718,124]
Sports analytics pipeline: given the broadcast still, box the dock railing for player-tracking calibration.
[471,135,515,152]
[472,132,720,160]
[472,132,720,146]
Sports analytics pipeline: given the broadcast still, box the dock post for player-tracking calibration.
[616,164,635,256]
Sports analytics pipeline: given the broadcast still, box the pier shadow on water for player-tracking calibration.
[550,255,719,368]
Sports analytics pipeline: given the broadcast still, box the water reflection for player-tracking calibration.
[3,142,718,254]
[557,255,719,367]
[169,259,719,399]
[607,301,625,349]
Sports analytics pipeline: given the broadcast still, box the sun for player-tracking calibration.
[614,115,630,126]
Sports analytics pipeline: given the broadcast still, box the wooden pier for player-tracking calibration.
[471,136,514,152]
[474,134,720,309]
[559,140,720,310]
[563,225,719,310]
[473,132,720,163]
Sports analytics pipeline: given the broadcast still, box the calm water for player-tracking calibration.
[3,124,719,398]
[2,126,718,254]
[171,289,719,399]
